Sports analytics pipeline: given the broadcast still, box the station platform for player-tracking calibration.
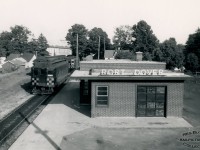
[9,80,192,150]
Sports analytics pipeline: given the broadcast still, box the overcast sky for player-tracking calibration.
[0,0,200,45]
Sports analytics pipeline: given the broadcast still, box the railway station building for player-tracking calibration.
[71,52,189,118]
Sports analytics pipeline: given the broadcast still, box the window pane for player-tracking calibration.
[137,87,146,93]
[138,102,146,109]
[147,87,156,93]
[147,102,155,109]
[34,70,38,75]
[97,100,108,105]
[157,87,165,94]
[137,109,146,116]
[156,94,165,101]
[48,70,53,74]
[147,94,155,101]
[98,87,107,91]
[156,109,164,116]
[98,91,108,95]
[138,93,146,101]
[83,90,88,95]
[41,69,46,74]
[97,96,108,101]
[146,109,155,116]
[156,102,164,109]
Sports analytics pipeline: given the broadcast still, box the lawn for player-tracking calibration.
[0,68,33,120]
[60,78,200,150]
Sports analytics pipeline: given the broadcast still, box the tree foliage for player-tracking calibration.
[65,24,111,59]
[160,38,184,69]
[185,28,200,71]
[0,25,49,57]
[65,24,88,56]
[37,34,49,56]
[115,51,135,60]
[88,27,111,59]
[132,20,159,60]
[185,53,199,72]
[113,25,133,50]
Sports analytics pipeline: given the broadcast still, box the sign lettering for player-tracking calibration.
[100,69,164,76]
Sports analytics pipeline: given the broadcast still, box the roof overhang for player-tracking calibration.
[71,70,191,81]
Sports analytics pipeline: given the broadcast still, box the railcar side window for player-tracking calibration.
[96,86,108,106]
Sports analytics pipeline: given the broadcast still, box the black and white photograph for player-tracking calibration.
[0,0,200,149]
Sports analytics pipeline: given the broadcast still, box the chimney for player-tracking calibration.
[136,51,143,61]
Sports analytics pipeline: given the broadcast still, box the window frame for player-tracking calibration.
[96,85,109,107]
[136,85,167,117]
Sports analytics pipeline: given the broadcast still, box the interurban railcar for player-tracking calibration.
[31,55,76,94]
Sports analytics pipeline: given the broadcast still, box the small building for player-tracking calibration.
[22,53,36,68]
[104,50,116,60]
[11,57,27,67]
[47,47,72,56]
[71,52,190,118]
[2,61,18,73]
[0,64,2,73]
[0,57,6,64]
[6,53,21,61]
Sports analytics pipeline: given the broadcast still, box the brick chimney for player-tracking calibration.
[136,51,143,61]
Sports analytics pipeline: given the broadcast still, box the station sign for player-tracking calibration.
[100,69,164,76]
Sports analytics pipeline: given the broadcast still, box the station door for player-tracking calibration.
[136,86,166,117]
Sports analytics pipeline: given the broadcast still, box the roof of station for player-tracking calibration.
[81,59,166,64]
[71,69,190,81]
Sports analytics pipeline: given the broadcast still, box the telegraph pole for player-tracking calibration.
[76,34,79,69]
[104,37,105,51]
[98,36,100,59]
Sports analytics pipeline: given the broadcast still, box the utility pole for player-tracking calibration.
[76,34,79,69]
[104,37,105,51]
[98,36,100,60]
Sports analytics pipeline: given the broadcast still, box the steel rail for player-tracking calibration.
[0,95,50,144]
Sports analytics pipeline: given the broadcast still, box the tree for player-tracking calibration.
[37,34,49,56]
[0,31,12,56]
[88,27,111,59]
[132,20,159,60]
[115,51,135,60]
[185,28,200,71]
[113,25,133,50]
[185,53,199,72]
[160,38,184,69]
[10,25,31,53]
[0,25,31,56]
[66,24,88,56]
[152,48,163,62]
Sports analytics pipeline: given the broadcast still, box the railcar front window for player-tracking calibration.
[34,70,38,75]
[41,69,46,75]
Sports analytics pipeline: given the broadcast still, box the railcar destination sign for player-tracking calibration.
[100,69,164,76]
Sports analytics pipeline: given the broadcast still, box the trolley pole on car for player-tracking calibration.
[98,36,100,60]
[76,34,79,69]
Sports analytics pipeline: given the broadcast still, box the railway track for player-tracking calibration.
[0,95,50,145]
[0,73,73,149]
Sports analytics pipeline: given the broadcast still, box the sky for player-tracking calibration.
[0,0,200,45]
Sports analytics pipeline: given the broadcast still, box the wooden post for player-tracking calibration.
[98,36,100,59]
[76,34,79,69]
